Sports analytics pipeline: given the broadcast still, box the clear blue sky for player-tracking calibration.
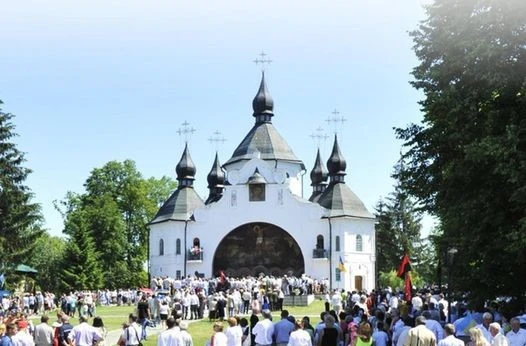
[1,0,435,237]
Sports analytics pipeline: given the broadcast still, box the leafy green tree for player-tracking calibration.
[27,233,66,292]
[396,0,526,305]
[57,160,177,288]
[0,100,43,283]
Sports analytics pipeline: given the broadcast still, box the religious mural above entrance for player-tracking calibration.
[212,222,305,277]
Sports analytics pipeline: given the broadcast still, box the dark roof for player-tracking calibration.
[252,71,274,117]
[317,183,375,219]
[149,187,204,224]
[309,190,324,203]
[310,148,329,186]
[176,143,196,182]
[207,152,225,188]
[327,135,346,177]
[223,122,305,168]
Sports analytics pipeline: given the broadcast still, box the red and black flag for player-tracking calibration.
[397,254,412,301]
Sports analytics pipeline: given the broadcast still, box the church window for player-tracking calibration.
[159,239,164,256]
[316,235,324,249]
[176,239,181,255]
[335,268,341,281]
[335,236,340,252]
[249,184,265,201]
[193,237,200,248]
[356,235,363,252]
[176,270,181,280]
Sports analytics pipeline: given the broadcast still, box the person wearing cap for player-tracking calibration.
[437,324,463,346]
[403,316,436,346]
[13,320,34,346]
[179,321,193,346]
[34,316,54,346]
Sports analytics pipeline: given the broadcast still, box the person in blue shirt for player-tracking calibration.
[372,321,389,346]
[0,323,16,346]
[274,310,295,346]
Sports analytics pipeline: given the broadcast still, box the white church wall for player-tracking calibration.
[188,182,330,277]
[331,217,376,292]
[149,221,187,278]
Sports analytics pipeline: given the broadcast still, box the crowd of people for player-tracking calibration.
[1,273,525,346]
[0,310,107,346]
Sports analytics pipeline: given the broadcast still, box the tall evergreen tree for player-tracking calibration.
[396,0,526,305]
[0,100,43,279]
[60,209,103,291]
[375,160,424,276]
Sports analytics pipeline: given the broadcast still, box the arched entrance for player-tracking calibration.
[213,222,305,277]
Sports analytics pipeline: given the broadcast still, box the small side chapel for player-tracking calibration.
[148,71,377,292]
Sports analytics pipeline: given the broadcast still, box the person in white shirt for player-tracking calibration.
[13,320,35,346]
[438,324,464,346]
[68,316,100,346]
[252,311,275,346]
[506,318,526,346]
[477,313,494,344]
[118,314,142,346]
[331,291,342,315]
[225,318,243,346]
[157,317,182,346]
[287,320,312,346]
[211,322,228,346]
[490,323,509,346]
[34,316,54,346]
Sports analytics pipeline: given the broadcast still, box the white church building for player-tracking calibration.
[148,73,377,292]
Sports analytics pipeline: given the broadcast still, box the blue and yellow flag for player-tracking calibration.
[338,256,346,272]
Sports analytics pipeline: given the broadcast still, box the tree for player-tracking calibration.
[375,159,433,283]
[27,233,66,293]
[60,208,103,291]
[0,100,43,282]
[396,0,526,305]
[57,160,177,288]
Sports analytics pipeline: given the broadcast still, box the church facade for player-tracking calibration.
[148,73,377,292]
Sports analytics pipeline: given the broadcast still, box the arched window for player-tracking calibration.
[316,235,324,249]
[176,239,181,255]
[159,238,164,256]
[335,236,341,252]
[356,235,363,252]
[193,237,200,248]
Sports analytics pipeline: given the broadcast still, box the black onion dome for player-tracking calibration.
[252,71,274,117]
[327,135,347,177]
[176,142,196,181]
[310,148,329,186]
[207,152,225,188]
